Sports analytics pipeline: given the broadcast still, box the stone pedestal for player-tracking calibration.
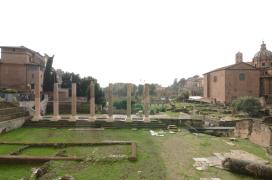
[32,68,42,121]
[108,83,113,121]
[143,84,150,122]
[127,83,132,121]
[89,81,96,121]
[53,83,61,121]
[70,83,77,121]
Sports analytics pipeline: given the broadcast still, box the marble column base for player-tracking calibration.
[70,115,77,121]
[144,116,150,122]
[52,115,61,121]
[89,116,96,121]
[32,115,42,121]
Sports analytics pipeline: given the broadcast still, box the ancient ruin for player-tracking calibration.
[32,73,151,122]
[33,68,42,121]
[89,81,95,120]
[235,118,272,147]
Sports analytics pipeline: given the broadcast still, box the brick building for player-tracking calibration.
[204,42,272,104]
[0,46,46,92]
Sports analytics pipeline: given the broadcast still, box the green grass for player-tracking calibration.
[0,128,166,180]
[165,111,180,117]
[0,145,21,155]
[0,128,270,179]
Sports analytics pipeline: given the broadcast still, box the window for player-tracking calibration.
[239,73,245,80]
[262,63,265,67]
[213,76,217,82]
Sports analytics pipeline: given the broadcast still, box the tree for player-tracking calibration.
[178,78,186,88]
[136,85,144,97]
[61,72,81,96]
[113,100,127,110]
[149,84,157,96]
[43,55,55,92]
[176,90,190,102]
[113,100,136,110]
[231,96,261,117]
[61,71,106,107]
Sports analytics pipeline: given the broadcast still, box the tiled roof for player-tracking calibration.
[203,62,257,75]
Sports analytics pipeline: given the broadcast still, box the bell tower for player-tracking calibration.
[235,51,243,64]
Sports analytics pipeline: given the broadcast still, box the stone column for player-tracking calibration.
[33,67,42,121]
[53,83,61,120]
[143,84,150,122]
[108,83,113,120]
[89,81,96,120]
[70,83,77,121]
[127,83,132,121]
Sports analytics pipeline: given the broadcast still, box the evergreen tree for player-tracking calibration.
[43,55,55,92]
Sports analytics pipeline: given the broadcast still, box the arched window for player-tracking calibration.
[239,73,245,80]
[213,76,217,82]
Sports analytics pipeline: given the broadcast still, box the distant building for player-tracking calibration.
[184,75,203,96]
[0,46,46,92]
[203,61,259,104]
[204,42,272,104]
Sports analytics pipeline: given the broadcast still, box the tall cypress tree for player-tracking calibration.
[43,55,55,92]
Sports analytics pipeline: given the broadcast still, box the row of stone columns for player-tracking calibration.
[32,69,150,121]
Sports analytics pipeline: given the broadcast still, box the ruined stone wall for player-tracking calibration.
[249,121,272,147]
[46,88,69,101]
[234,119,253,138]
[0,117,27,133]
[235,119,272,147]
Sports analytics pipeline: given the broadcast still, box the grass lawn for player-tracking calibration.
[165,111,180,117]
[0,128,270,180]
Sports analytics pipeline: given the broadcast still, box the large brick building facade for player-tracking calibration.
[0,46,46,92]
[203,42,272,104]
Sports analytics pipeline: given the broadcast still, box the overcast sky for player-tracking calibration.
[1,0,272,87]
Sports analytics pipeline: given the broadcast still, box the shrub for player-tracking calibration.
[0,88,17,93]
[113,100,127,110]
[176,90,190,102]
[132,103,143,112]
[231,96,262,117]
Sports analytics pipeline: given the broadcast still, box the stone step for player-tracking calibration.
[23,120,167,129]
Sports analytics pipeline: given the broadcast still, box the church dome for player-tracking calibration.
[253,42,272,60]
[253,42,272,68]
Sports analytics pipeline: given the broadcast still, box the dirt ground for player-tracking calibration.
[151,130,269,180]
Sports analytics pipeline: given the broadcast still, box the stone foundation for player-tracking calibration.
[234,118,272,147]
[0,117,28,133]
[249,121,272,147]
